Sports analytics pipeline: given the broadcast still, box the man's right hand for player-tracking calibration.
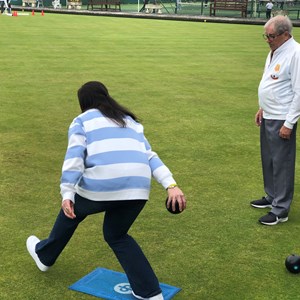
[255,108,263,126]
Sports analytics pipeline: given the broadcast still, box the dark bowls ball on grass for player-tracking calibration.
[285,254,300,274]
[165,197,182,214]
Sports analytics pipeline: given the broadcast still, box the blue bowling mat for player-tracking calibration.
[69,267,181,300]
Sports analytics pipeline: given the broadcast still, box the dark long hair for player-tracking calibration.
[77,81,138,127]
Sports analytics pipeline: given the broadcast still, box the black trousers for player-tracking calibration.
[35,194,161,298]
[1,1,11,13]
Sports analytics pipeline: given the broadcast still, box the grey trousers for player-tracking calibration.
[260,119,297,216]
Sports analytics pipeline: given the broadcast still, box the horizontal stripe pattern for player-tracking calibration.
[60,109,174,202]
[87,138,146,156]
[82,163,151,179]
[76,188,150,202]
[85,150,149,167]
[86,127,145,143]
[79,176,151,192]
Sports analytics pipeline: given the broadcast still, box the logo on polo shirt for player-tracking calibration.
[271,64,280,80]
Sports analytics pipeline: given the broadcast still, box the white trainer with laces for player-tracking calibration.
[26,235,49,272]
[132,291,164,300]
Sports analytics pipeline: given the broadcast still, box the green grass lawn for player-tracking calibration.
[1,13,300,299]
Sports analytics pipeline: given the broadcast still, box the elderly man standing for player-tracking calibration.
[251,16,300,225]
[265,0,273,19]
[0,0,11,14]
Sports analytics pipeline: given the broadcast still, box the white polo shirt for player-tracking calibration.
[258,37,300,129]
[266,2,273,10]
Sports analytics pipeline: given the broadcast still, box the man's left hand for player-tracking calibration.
[279,125,292,140]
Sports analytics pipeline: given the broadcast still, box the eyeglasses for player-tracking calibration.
[262,32,284,40]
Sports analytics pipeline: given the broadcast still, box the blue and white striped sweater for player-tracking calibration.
[60,109,175,202]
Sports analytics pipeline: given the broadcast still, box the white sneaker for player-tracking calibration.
[26,235,49,272]
[132,291,164,300]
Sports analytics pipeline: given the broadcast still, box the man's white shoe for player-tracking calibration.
[132,291,164,300]
[26,235,49,272]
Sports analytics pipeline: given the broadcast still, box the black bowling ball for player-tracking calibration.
[165,197,182,214]
[285,254,300,274]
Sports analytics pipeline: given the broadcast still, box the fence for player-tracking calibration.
[10,0,300,19]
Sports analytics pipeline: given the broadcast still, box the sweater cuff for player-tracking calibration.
[161,178,177,190]
[62,192,75,203]
[284,120,294,129]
